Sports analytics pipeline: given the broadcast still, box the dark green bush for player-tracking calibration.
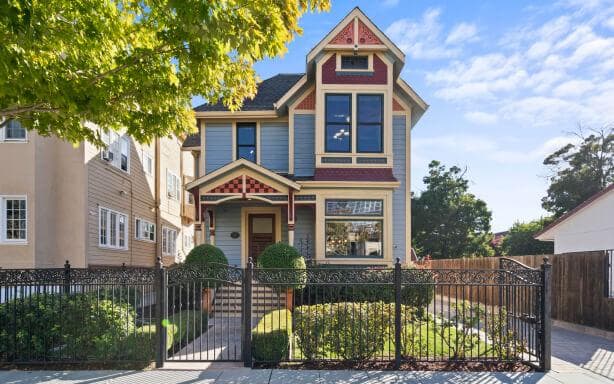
[184,244,228,289]
[256,242,307,290]
[251,309,292,363]
[400,269,435,315]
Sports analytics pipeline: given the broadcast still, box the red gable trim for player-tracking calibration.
[330,20,354,45]
[314,168,397,182]
[322,54,387,85]
[296,90,315,110]
[534,183,614,238]
[358,19,383,45]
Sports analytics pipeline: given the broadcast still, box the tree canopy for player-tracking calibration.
[501,218,554,256]
[412,161,493,259]
[0,0,329,145]
[542,125,613,217]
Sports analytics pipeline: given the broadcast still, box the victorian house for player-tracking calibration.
[184,8,428,267]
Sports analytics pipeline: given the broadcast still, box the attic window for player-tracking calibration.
[340,55,369,70]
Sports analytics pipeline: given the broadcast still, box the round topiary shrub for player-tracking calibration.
[256,242,307,290]
[184,244,228,288]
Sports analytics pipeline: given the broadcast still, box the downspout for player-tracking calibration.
[155,138,162,264]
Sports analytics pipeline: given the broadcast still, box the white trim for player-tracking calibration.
[336,53,373,72]
[98,206,129,250]
[100,130,131,174]
[162,226,178,256]
[0,195,28,244]
[0,120,28,143]
[166,169,181,201]
[396,78,428,112]
[142,150,154,176]
[274,75,308,109]
[134,217,156,242]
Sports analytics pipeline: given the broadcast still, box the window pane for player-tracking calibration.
[6,120,26,140]
[119,215,126,247]
[135,219,141,238]
[110,212,117,246]
[325,200,383,216]
[120,138,129,171]
[238,146,256,162]
[100,209,108,245]
[237,125,256,145]
[357,124,382,152]
[325,124,351,152]
[326,95,351,124]
[4,198,26,240]
[325,220,382,258]
[341,55,369,70]
[358,95,382,123]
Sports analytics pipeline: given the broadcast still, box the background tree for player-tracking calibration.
[412,161,493,259]
[542,125,613,217]
[501,218,554,256]
[0,0,329,145]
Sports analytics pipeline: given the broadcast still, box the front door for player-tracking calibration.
[248,214,276,262]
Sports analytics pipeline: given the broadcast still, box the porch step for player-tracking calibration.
[212,283,289,316]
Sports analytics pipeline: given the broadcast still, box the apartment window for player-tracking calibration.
[135,218,155,242]
[186,191,195,205]
[325,199,383,258]
[1,196,27,243]
[166,170,180,200]
[341,55,369,70]
[142,150,153,176]
[236,123,256,162]
[99,206,128,249]
[2,120,27,141]
[183,233,193,250]
[325,94,351,152]
[101,130,130,172]
[357,94,383,153]
[162,227,177,256]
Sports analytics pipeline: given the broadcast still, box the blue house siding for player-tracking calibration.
[294,206,315,260]
[212,205,242,267]
[294,114,315,177]
[205,123,233,173]
[260,122,289,173]
[392,115,407,263]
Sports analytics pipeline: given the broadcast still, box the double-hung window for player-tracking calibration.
[99,206,128,249]
[236,123,257,162]
[1,120,27,141]
[325,199,384,258]
[166,170,180,200]
[142,150,153,176]
[0,196,27,243]
[162,227,177,256]
[135,218,155,242]
[101,130,130,172]
[325,94,352,152]
[357,94,383,153]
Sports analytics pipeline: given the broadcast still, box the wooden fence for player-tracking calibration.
[416,251,614,332]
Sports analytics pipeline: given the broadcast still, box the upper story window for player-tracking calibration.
[1,120,27,142]
[162,226,177,256]
[135,217,155,242]
[142,150,153,176]
[325,94,351,153]
[236,123,256,162]
[101,130,130,173]
[357,94,383,153]
[340,55,369,70]
[166,170,180,200]
[1,196,27,243]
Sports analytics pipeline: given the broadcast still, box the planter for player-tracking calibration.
[285,288,294,311]
[201,287,215,314]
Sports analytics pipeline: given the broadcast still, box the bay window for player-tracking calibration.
[99,206,128,249]
[325,94,351,152]
[1,196,27,243]
[325,199,384,258]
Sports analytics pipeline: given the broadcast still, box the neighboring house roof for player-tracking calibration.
[534,183,614,240]
[313,168,397,182]
[182,133,200,149]
[194,74,304,112]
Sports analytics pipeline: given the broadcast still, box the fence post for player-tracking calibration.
[63,260,71,294]
[394,257,402,369]
[155,257,167,368]
[540,257,552,372]
[242,258,253,366]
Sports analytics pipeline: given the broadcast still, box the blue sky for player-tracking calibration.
[200,0,614,231]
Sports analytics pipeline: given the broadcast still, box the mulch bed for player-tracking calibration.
[256,360,534,372]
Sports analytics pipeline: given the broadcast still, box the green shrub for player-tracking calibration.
[400,269,435,316]
[293,304,330,359]
[184,244,228,289]
[256,242,307,290]
[251,309,292,363]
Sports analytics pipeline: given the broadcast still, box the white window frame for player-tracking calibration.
[142,150,154,176]
[0,120,28,143]
[100,130,130,173]
[183,233,193,250]
[0,195,27,244]
[162,226,177,256]
[166,170,181,201]
[98,206,129,250]
[135,217,156,242]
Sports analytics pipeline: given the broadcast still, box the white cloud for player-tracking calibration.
[605,16,614,29]
[464,111,499,125]
[446,23,478,45]
[381,0,400,7]
[552,79,594,97]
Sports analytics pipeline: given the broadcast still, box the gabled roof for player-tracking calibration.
[182,133,200,149]
[194,74,304,112]
[534,183,614,240]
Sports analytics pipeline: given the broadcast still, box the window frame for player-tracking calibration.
[100,130,130,174]
[0,120,27,143]
[135,217,156,242]
[336,53,373,72]
[98,206,129,250]
[324,93,353,153]
[0,195,28,244]
[236,123,257,162]
[340,55,369,70]
[356,94,384,153]
[162,226,178,256]
[142,149,154,176]
[166,169,181,200]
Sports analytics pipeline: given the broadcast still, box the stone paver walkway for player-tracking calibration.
[170,316,243,361]
[551,325,614,380]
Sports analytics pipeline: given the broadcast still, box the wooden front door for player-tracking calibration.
[248,214,276,262]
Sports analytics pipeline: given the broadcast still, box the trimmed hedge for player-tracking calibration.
[256,242,306,290]
[251,309,292,363]
[183,244,228,289]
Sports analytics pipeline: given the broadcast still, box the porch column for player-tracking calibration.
[208,208,216,245]
[288,190,295,246]
[194,203,205,245]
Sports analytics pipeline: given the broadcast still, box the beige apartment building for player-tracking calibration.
[0,121,196,269]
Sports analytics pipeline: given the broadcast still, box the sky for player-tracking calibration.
[197,0,614,231]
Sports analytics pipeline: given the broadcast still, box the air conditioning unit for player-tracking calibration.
[102,150,113,162]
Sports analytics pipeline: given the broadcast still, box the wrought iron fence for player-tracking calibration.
[0,257,552,371]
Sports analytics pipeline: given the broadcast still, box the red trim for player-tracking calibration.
[357,19,383,45]
[322,54,387,85]
[314,168,397,182]
[534,183,614,238]
[329,20,354,45]
[296,90,315,110]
